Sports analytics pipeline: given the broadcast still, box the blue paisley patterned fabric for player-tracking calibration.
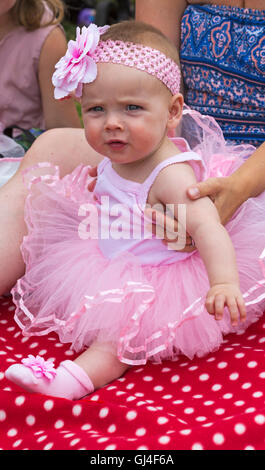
[180,4,265,146]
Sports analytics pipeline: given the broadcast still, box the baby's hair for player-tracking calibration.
[11,0,64,31]
[100,20,181,68]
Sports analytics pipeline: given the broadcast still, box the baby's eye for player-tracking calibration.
[126,104,142,111]
[88,106,104,112]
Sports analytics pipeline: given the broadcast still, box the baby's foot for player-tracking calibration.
[5,355,94,400]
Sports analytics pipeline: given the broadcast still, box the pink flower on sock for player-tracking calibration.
[21,355,57,381]
[52,24,109,99]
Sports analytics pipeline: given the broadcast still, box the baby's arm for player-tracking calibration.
[152,162,246,325]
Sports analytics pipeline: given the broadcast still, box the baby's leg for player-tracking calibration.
[0,128,103,295]
[5,342,129,400]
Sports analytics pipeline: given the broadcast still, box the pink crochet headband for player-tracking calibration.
[52,24,181,100]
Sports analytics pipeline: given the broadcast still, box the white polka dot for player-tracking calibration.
[157,417,168,424]
[154,385,164,391]
[15,396,25,406]
[70,438,80,447]
[0,410,6,422]
[182,385,191,392]
[126,383,135,389]
[99,407,109,418]
[54,420,64,429]
[43,442,54,450]
[212,384,222,391]
[234,423,246,435]
[259,372,265,378]
[213,433,225,445]
[235,353,245,359]
[171,375,180,383]
[242,382,252,389]
[229,372,239,381]
[192,443,203,450]
[72,404,82,416]
[245,407,256,414]
[244,446,255,450]
[135,428,146,436]
[158,436,170,444]
[107,424,116,433]
[254,414,265,425]
[223,393,233,399]
[13,439,22,448]
[105,444,116,450]
[26,415,36,426]
[196,416,207,422]
[199,374,209,382]
[184,408,194,415]
[43,400,54,411]
[97,437,109,443]
[217,362,227,369]
[126,410,137,421]
[143,376,153,382]
[234,401,245,407]
[37,435,47,443]
[253,391,263,398]
[90,394,99,401]
[204,401,214,406]
[179,429,191,436]
[248,361,257,368]
[161,394,172,400]
[81,424,91,431]
[7,428,18,437]
[214,408,225,415]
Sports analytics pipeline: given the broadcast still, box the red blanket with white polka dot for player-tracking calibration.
[1,296,265,450]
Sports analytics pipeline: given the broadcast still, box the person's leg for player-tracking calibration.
[5,342,129,400]
[0,128,102,295]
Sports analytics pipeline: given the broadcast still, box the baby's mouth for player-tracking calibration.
[106,140,127,150]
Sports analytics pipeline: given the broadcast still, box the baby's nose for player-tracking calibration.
[105,112,124,130]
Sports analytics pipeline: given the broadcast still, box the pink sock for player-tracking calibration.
[5,360,94,400]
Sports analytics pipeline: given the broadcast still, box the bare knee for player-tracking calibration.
[19,128,102,176]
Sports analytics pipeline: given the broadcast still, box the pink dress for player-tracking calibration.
[12,137,265,365]
[0,12,61,132]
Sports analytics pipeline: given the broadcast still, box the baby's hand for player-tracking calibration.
[205,283,246,326]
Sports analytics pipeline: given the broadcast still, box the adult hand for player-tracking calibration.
[144,207,195,253]
[148,174,246,252]
[187,175,244,226]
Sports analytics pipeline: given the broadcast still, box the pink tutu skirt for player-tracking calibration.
[11,153,265,365]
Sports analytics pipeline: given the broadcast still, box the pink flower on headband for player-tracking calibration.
[52,24,109,99]
[22,355,57,381]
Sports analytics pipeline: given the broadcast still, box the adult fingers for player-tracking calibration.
[187,177,221,201]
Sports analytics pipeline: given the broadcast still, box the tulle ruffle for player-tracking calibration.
[12,154,265,365]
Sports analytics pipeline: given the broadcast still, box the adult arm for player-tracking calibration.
[135,0,187,49]
[38,26,82,129]
[187,142,265,225]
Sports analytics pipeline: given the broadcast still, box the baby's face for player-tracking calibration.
[81,63,178,164]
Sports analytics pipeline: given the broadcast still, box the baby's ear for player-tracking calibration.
[167,93,184,130]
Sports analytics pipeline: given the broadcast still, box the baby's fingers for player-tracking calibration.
[205,294,224,320]
[237,296,246,323]
[226,297,240,326]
